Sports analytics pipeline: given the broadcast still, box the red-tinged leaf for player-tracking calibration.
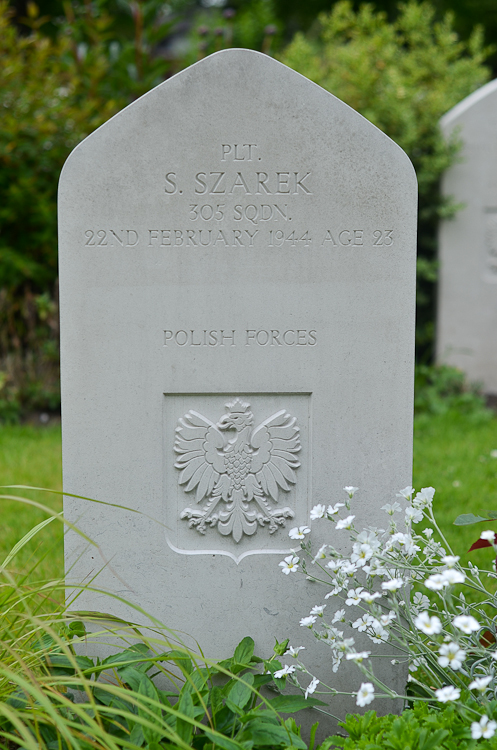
[480,630,496,648]
[468,536,496,552]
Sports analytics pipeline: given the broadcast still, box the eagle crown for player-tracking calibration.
[217,398,254,432]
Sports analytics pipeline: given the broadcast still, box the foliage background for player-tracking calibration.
[0,0,494,420]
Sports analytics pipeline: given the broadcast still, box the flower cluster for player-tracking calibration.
[278,485,497,734]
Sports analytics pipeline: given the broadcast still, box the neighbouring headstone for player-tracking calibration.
[59,49,417,724]
[438,80,497,395]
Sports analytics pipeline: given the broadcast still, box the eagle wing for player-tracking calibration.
[174,411,226,503]
[250,410,301,503]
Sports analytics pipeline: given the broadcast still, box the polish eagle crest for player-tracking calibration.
[174,399,301,543]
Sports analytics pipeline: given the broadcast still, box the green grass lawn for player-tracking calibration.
[1,412,497,580]
[0,424,63,580]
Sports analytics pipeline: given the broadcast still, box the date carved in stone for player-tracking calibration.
[174,399,301,543]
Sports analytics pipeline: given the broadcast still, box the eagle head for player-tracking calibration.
[217,399,254,431]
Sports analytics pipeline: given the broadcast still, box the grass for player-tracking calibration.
[1,411,497,579]
[0,424,62,580]
[413,410,497,567]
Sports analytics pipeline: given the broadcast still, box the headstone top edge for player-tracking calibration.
[58,48,417,192]
[440,77,497,131]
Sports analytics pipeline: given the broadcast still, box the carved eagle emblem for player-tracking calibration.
[174,399,301,543]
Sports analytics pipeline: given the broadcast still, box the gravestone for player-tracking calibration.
[437,79,497,395]
[59,49,417,723]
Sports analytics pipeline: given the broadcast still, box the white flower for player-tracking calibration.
[387,532,420,556]
[274,665,296,679]
[435,686,460,703]
[312,544,327,563]
[352,614,373,632]
[453,615,481,634]
[327,503,345,515]
[367,620,389,644]
[471,716,497,739]
[381,502,402,516]
[284,646,305,658]
[380,611,396,627]
[441,569,465,585]
[336,515,355,530]
[437,643,466,670]
[310,504,326,520]
[340,560,358,576]
[381,578,404,592]
[289,526,311,540]
[310,604,326,617]
[359,590,382,604]
[480,530,496,543]
[396,486,414,501]
[441,555,460,568]
[351,543,374,566]
[469,676,493,692]
[411,592,430,612]
[363,559,387,578]
[343,486,359,498]
[326,559,341,571]
[345,588,364,606]
[425,574,447,591]
[300,615,317,628]
[423,528,434,538]
[346,651,371,663]
[305,677,320,698]
[413,487,435,509]
[279,555,299,575]
[332,609,346,624]
[492,651,497,661]
[414,611,442,635]
[335,637,355,653]
[356,682,375,707]
[405,506,423,524]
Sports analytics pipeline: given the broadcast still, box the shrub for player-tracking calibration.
[277,485,497,739]
[0,492,320,749]
[279,1,491,358]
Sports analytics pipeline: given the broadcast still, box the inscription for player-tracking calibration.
[83,229,394,249]
[163,329,317,347]
[175,398,300,543]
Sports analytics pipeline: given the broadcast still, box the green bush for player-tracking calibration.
[279,1,491,359]
[414,363,491,418]
[324,703,497,749]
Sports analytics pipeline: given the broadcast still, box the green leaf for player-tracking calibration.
[164,649,193,675]
[138,675,162,745]
[453,513,490,526]
[240,719,307,748]
[129,722,145,747]
[203,729,247,750]
[119,665,147,692]
[176,687,195,745]
[233,637,255,666]
[268,695,326,712]
[228,673,254,710]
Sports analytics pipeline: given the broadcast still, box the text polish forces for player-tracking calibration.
[163,329,317,347]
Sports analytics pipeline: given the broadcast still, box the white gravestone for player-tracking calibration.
[59,49,417,722]
[438,80,497,395]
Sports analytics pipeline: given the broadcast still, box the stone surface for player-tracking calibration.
[438,80,497,395]
[59,49,417,726]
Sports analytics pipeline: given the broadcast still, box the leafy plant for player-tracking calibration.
[279,1,491,359]
[0,490,321,749]
[322,702,497,749]
[276,485,497,737]
[414,364,491,419]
